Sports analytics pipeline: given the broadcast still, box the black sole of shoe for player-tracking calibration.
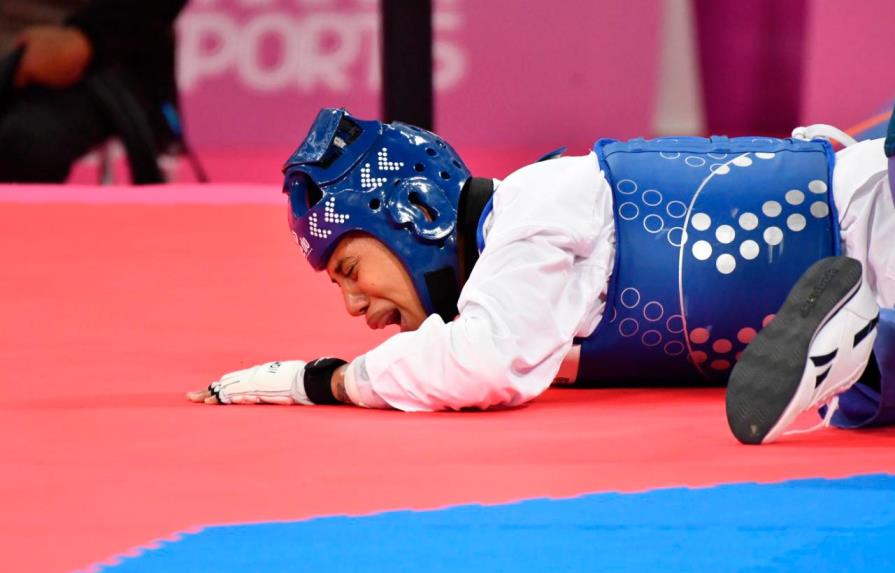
[725,256,863,444]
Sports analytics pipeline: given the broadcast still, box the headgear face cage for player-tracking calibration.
[282,108,472,320]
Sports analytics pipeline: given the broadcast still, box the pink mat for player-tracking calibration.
[2,189,893,573]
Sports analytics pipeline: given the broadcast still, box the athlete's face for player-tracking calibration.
[326,234,428,332]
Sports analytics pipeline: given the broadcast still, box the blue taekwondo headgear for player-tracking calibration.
[282,108,472,320]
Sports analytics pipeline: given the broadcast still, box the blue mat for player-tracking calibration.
[99,474,895,572]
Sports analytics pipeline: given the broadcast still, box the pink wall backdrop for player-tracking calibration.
[434,0,661,152]
[694,0,807,136]
[103,0,894,186]
[177,0,661,157]
[802,0,895,128]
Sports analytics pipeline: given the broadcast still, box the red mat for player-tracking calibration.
[2,190,893,573]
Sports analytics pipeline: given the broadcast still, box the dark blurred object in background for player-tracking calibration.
[694,0,807,136]
[0,0,201,184]
[0,1,86,54]
[381,0,433,131]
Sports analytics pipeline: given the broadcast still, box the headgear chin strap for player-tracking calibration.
[282,108,472,320]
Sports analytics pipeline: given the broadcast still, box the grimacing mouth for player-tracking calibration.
[366,308,402,330]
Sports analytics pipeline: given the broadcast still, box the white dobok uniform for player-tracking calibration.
[348,139,895,412]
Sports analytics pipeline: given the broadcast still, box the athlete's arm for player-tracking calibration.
[13,26,92,88]
[188,358,392,408]
[356,155,613,411]
[189,157,612,411]
[330,365,351,404]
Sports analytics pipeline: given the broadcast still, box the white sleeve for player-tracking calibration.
[359,154,614,411]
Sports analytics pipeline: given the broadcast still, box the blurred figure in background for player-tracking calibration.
[693,0,807,136]
[0,0,187,183]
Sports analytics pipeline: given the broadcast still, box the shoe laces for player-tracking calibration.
[792,124,858,148]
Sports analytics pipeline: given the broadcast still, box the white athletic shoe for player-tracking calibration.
[726,256,880,444]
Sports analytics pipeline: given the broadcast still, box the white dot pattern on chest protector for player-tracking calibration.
[692,240,713,260]
[643,214,665,234]
[808,179,828,194]
[677,159,828,292]
[618,202,640,221]
[810,201,830,218]
[602,143,837,385]
[617,179,638,194]
[642,330,663,347]
[666,200,687,218]
[739,240,760,260]
[642,189,663,206]
[785,189,805,205]
[664,341,686,356]
[680,159,836,283]
[787,213,806,232]
[667,226,687,247]
[762,201,782,217]
[691,212,712,231]
[763,226,784,245]
[666,314,685,334]
[620,287,641,309]
[643,301,665,322]
[608,286,687,355]
[619,318,639,337]
[738,212,758,230]
[715,253,736,274]
[715,225,735,244]
[616,179,676,237]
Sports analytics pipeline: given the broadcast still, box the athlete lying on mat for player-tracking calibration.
[188,108,895,445]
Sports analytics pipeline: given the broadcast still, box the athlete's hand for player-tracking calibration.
[188,361,312,405]
[14,26,92,88]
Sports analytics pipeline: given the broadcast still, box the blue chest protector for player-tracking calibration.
[574,136,840,386]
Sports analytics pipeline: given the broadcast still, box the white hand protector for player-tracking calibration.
[209,361,312,405]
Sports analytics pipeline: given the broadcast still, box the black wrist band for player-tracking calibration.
[303,358,348,405]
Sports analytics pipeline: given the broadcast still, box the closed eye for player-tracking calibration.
[330,257,357,283]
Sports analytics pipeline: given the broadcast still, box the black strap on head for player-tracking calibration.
[424,266,460,322]
[424,176,495,322]
[457,177,495,282]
